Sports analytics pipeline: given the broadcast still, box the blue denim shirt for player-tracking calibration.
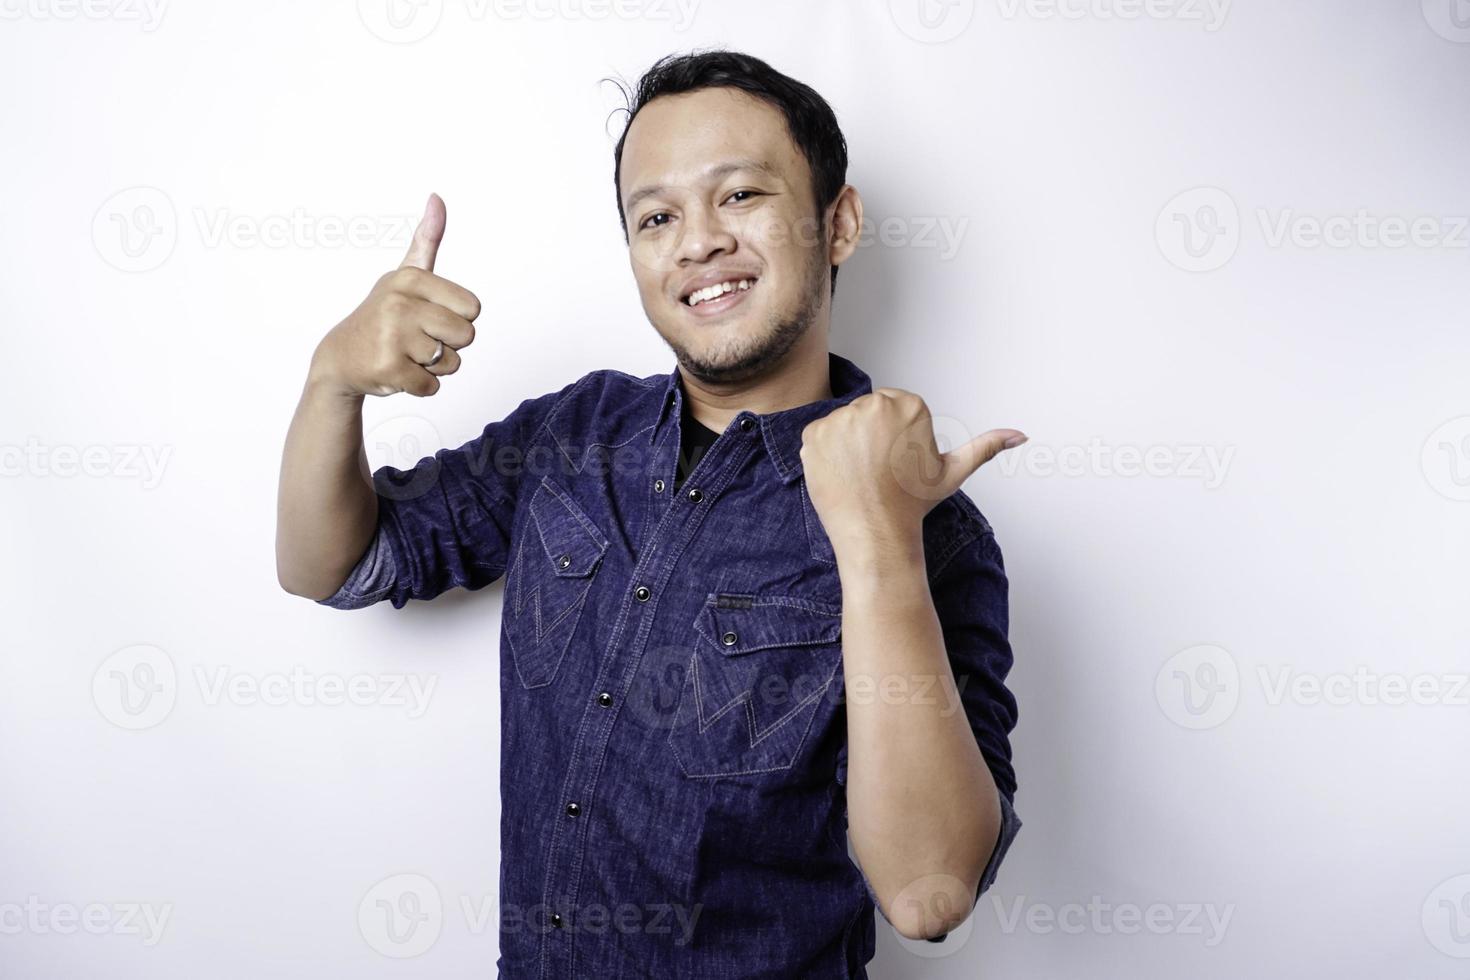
[320,350,1022,978]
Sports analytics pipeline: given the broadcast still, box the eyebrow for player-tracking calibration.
[623,158,783,217]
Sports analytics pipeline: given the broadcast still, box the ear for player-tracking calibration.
[826,184,864,269]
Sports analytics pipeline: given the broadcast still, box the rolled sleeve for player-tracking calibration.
[316,521,399,610]
[976,787,1021,899]
[931,515,1020,805]
[923,500,1024,941]
[834,500,1021,800]
[833,493,1023,937]
[315,381,576,611]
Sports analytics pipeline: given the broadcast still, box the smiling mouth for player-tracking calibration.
[682,277,758,312]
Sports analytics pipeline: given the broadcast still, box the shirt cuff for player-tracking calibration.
[315,529,398,610]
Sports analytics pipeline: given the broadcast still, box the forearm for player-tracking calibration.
[836,528,1002,939]
[274,364,378,600]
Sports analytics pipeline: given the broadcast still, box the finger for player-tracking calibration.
[942,428,1027,488]
[409,298,476,349]
[395,269,481,322]
[403,331,463,374]
[399,192,447,272]
[404,331,445,367]
[391,362,442,398]
[425,345,462,377]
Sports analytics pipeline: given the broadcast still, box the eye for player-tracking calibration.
[639,212,673,232]
[724,189,763,205]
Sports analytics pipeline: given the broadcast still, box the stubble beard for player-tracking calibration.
[661,233,830,388]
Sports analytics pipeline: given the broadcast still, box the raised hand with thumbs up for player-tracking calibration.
[309,193,481,398]
[276,193,485,601]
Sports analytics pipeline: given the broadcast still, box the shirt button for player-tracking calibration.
[550,912,564,929]
[739,417,754,432]
[596,692,613,707]
[721,631,737,646]
[565,802,581,817]
[686,487,703,502]
[634,585,651,602]
[557,554,571,569]
[654,478,665,493]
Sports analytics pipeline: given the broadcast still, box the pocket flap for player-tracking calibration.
[696,594,842,655]
[529,479,608,578]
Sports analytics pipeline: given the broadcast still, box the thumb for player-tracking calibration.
[941,428,1027,492]
[399,192,446,271]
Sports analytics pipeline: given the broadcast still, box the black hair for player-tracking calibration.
[609,49,849,296]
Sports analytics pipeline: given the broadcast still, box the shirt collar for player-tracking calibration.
[650,350,873,485]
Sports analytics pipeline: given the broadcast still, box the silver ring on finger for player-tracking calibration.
[423,339,444,368]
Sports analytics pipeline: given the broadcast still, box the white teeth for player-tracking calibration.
[687,278,754,307]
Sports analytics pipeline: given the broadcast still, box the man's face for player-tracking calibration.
[618,87,831,386]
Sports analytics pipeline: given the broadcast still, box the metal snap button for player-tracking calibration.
[596,692,612,707]
[565,802,581,817]
[550,912,564,929]
[634,585,651,602]
[687,487,703,502]
[557,554,571,569]
[721,631,737,646]
[739,417,754,431]
[654,478,665,493]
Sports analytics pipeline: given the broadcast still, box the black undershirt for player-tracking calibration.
[674,400,720,491]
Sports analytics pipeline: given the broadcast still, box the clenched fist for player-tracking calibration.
[309,193,480,398]
[799,388,1026,557]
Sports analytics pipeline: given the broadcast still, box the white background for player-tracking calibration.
[3,1,1468,977]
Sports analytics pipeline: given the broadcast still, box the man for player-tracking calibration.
[277,50,1023,979]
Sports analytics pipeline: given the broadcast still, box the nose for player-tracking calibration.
[676,200,737,266]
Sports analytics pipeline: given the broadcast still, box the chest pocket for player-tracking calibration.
[504,478,608,690]
[669,594,844,779]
